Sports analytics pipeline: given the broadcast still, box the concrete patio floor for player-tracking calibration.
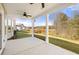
[3,37,76,55]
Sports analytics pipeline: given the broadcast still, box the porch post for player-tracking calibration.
[46,14,49,43]
[32,18,34,38]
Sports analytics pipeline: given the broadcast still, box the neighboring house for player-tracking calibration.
[16,24,27,30]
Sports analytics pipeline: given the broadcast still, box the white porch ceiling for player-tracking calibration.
[3,3,76,19]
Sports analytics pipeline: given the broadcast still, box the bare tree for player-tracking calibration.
[54,12,69,38]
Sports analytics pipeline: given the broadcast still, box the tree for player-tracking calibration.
[70,15,79,40]
[54,12,69,38]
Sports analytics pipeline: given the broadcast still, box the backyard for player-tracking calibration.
[34,34,79,54]
[16,30,32,39]
[14,29,79,54]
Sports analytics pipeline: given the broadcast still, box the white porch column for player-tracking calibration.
[32,18,34,38]
[46,14,49,43]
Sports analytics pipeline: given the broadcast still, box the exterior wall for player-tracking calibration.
[0,7,2,49]
[0,4,14,54]
[0,4,6,54]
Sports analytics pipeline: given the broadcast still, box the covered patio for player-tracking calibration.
[0,3,78,55]
[3,37,75,55]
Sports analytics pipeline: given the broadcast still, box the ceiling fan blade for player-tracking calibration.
[27,15,32,17]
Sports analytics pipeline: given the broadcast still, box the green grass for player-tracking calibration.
[34,35,45,41]
[34,34,79,54]
[16,30,32,39]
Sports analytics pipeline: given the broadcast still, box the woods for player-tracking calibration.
[54,12,79,40]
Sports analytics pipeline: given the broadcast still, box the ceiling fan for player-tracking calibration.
[30,3,45,8]
[16,10,32,18]
[23,12,32,18]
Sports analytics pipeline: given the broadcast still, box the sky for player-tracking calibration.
[16,18,32,27]
[16,4,79,27]
[35,15,46,26]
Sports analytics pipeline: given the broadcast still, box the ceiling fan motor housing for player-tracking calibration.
[23,12,27,16]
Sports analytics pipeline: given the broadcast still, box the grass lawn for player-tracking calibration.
[34,34,79,54]
[34,35,46,41]
[16,30,32,39]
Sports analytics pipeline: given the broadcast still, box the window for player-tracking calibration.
[8,18,12,33]
[5,18,7,35]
